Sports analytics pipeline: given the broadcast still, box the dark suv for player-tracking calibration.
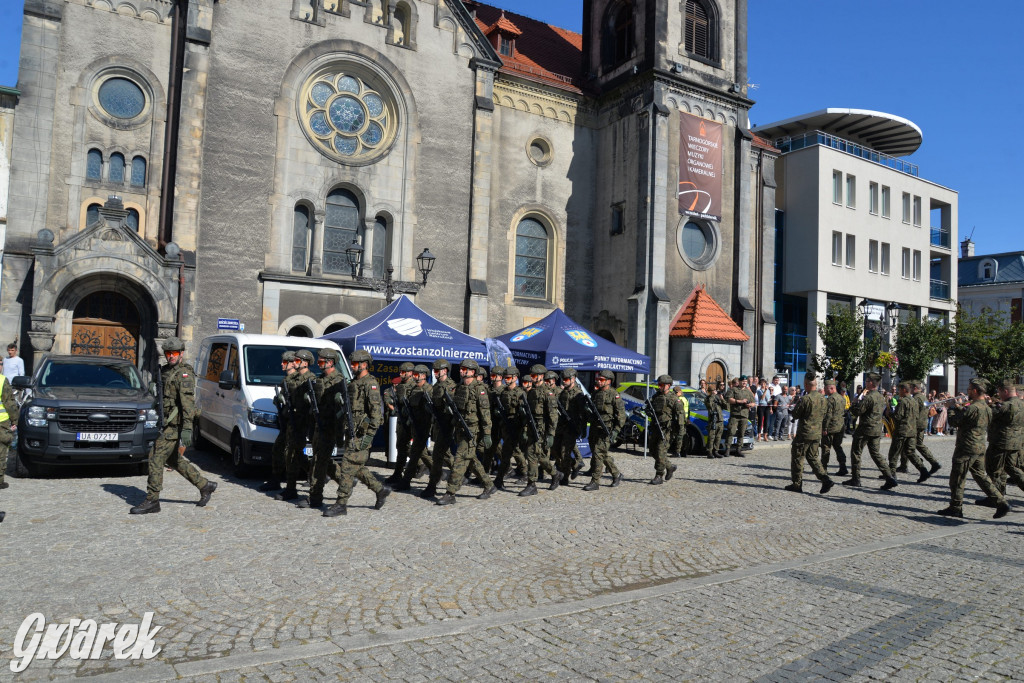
[13,355,159,476]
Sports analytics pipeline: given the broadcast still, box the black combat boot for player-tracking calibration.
[415,464,429,479]
[929,462,942,474]
[836,465,849,477]
[0,511,5,523]
[130,499,161,514]
[784,483,802,493]
[477,485,497,500]
[297,495,323,509]
[548,469,562,491]
[436,493,456,506]
[571,460,582,479]
[665,464,678,481]
[197,482,217,507]
[392,478,412,492]
[820,478,834,494]
[275,488,299,501]
[843,477,862,487]
[582,481,599,491]
[374,486,392,510]
[974,496,997,508]
[518,483,538,497]
[0,481,10,490]
[916,467,932,484]
[611,473,623,487]
[880,477,898,490]
[936,505,963,518]
[649,474,664,485]
[323,503,347,517]
[420,485,437,499]
[994,502,1011,519]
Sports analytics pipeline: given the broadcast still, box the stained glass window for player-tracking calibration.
[131,156,146,187]
[515,218,548,299]
[109,153,125,184]
[371,217,388,279]
[87,149,103,180]
[126,208,140,232]
[324,189,360,275]
[97,78,145,119]
[292,205,310,273]
[300,69,395,163]
[86,203,101,227]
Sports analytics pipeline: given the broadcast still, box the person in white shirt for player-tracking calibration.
[3,344,25,383]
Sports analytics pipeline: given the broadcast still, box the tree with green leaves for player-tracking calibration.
[893,310,952,384]
[807,303,873,386]
[952,305,1024,383]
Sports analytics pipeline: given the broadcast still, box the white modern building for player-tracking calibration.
[754,109,957,391]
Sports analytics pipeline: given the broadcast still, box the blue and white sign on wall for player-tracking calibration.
[217,318,243,331]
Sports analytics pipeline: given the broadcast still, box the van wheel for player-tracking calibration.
[231,434,250,478]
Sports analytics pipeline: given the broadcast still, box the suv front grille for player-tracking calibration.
[58,408,139,433]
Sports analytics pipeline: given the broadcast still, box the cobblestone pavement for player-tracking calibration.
[2,435,1022,680]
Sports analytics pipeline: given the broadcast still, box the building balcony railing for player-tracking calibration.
[771,130,919,177]
[930,227,951,249]
[930,279,951,300]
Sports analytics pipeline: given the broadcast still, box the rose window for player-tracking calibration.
[299,70,397,164]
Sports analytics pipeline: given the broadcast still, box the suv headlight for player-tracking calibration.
[26,405,53,427]
[248,409,279,428]
[141,408,159,429]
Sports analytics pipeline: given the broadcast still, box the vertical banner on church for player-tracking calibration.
[678,112,723,221]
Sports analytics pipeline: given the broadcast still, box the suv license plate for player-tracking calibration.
[77,432,118,442]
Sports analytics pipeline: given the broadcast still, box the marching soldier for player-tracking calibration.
[298,348,346,510]
[670,387,689,458]
[785,373,834,494]
[495,367,528,490]
[323,349,390,517]
[725,376,755,456]
[553,369,587,481]
[520,365,561,496]
[420,359,457,499]
[647,375,682,485]
[820,380,848,475]
[477,367,504,475]
[706,381,727,458]
[937,378,1009,519]
[583,369,626,490]
[393,365,434,491]
[260,350,297,492]
[276,349,315,502]
[437,359,497,505]
[908,380,942,476]
[130,336,216,514]
[384,361,417,485]
[888,382,933,482]
[846,372,898,490]
[977,379,1024,508]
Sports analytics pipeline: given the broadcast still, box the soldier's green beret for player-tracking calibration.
[598,369,615,380]
[460,359,481,372]
[349,349,372,363]
[432,359,451,371]
[295,349,315,363]
[561,368,577,380]
[413,364,430,375]
[503,367,519,378]
[824,379,836,387]
[865,372,881,382]
[970,378,990,393]
[739,374,748,380]
[399,362,415,372]
[281,350,296,362]
[529,364,547,376]
[318,348,340,363]
[657,374,673,385]
[544,370,558,380]
[162,336,185,352]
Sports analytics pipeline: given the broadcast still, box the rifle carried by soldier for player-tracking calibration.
[582,391,610,437]
[274,382,292,431]
[336,374,357,442]
[306,376,322,443]
[643,395,667,440]
[442,386,474,442]
[519,394,542,443]
[555,395,582,438]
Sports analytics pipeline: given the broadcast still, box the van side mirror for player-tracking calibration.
[12,376,32,390]
[218,370,238,390]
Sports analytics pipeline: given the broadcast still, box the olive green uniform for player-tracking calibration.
[706,392,726,455]
[387,375,416,480]
[947,399,1004,510]
[587,385,626,484]
[308,370,344,504]
[726,386,754,454]
[445,381,494,495]
[986,396,1024,496]
[426,376,457,490]
[820,391,847,469]
[525,384,559,483]
[270,373,295,483]
[789,391,830,487]
[479,381,504,473]
[333,373,385,505]
[496,384,528,482]
[648,391,685,477]
[911,391,940,469]
[398,381,434,483]
[147,362,209,502]
[285,371,315,491]
[0,375,20,487]
[849,390,893,481]
[888,395,927,475]
[552,383,586,478]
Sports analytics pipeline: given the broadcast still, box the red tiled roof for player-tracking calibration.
[466,1,582,92]
[670,285,750,342]
[751,132,780,153]
[484,12,522,36]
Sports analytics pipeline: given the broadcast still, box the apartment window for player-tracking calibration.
[845,235,855,268]
[868,240,878,272]
[832,171,842,204]
[869,182,878,215]
[902,192,911,223]
[901,248,910,279]
[846,174,856,208]
[913,196,922,226]
[912,250,921,281]
[499,35,513,56]
[881,185,890,218]
[881,243,891,275]
[831,231,842,266]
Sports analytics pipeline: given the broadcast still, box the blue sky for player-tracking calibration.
[2,1,1021,256]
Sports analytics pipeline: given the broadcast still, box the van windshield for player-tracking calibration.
[243,345,347,385]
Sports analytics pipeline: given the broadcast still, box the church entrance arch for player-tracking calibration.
[71,291,141,363]
[706,361,726,384]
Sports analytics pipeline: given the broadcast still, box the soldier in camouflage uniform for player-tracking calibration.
[977,379,1024,508]
[495,367,527,490]
[276,349,315,502]
[553,369,587,481]
[259,350,297,492]
[519,365,561,496]
[299,348,345,510]
[670,387,689,458]
[421,359,457,500]
[437,359,497,505]
[583,369,626,490]
[937,379,1009,519]
[393,365,434,492]
[909,380,942,475]
[706,381,727,458]
[0,361,20,493]
[846,372,898,490]
[384,362,416,485]
[785,374,834,494]
[323,349,389,517]
[887,382,933,482]
[725,376,755,456]
[820,380,848,475]
[130,336,216,514]
[477,367,504,475]
[647,375,683,485]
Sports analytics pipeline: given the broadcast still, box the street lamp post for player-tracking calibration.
[858,299,902,386]
[344,241,437,304]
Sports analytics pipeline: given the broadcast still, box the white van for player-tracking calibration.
[193,333,346,474]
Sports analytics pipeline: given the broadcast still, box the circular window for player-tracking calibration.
[298,66,398,165]
[676,218,719,270]
[527,137,552,166]
[97,78,146,119]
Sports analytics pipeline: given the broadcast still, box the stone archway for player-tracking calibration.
[706,360,726,384]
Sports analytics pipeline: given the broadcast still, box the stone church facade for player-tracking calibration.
[5,0,776,381]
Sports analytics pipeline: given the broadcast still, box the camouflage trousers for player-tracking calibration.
[446,438,493,495]
[270,421,288,482]
[984,447,1024,497]
[392,424,413,478]
[911,427,939,467]
[551,432,581,478]
[525,440,557,484]
[334,445,382,505]
[726,416,748,453]
[284,422,309,491]
[308,433,342,502]
[495,435,526,481]
[791,438,828,487]
[401,433,432,481]
[820,430,846,468]
[650,433,671,476]
[889,435,926,474]
[427,434,454,489]
[850,433,892,480]
[0,424,11,485]
[587,433,619,483]
[949,450,1003,509]
[707,420,724,453]
[147,428,207,501]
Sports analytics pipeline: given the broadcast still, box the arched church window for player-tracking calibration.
[684,0,719,62]
[515,217,549,299]
[109,153,125,184]
[126,208,140,232]
[86,203,102,227]
[602,2,634,70]
[392,4,409,45]
[131,156,146,187]
[324,189,361,275]
[292,204,311,273]
[370,216,389,279]
[87,149,103,180]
